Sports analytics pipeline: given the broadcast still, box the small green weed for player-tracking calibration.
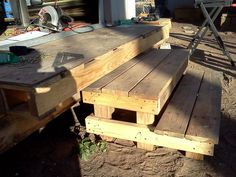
[76,137,107,161]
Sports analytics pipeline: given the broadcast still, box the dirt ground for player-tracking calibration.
[1,22,236,177]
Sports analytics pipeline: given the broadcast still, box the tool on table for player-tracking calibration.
[0,51,20,64]
[188,0,235,66]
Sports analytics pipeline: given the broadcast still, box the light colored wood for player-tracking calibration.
[94,105,115,119]
[136,112,155,151]
[185,72,222,144]
[130,49,189,100]
[85,116,214,156]
[102,49,171,96]
[155,70,204,138]
[94,105,115,142]
[185,152,204,160]
[71,26,169,92]
[0,97,75,153]
[30,75,78,117]
[83,91,159,114]
[86,57,142,93]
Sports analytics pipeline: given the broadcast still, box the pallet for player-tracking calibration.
[83,49,189,151]
[83,50,222,159]
[0,19,171,153]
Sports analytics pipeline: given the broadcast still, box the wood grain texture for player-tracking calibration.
[0,25,163,87]
[85,57,142,93]
[129,49,189,100]
[136,112,155,151]
[30,75,78,117]
[83,91,158,114]
[185,71,222,144]
[102,49,171,96]
[155,70,204,138]
[86,116,214,156]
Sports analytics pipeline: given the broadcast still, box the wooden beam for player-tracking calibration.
[136,112,155,151]
[185,152,204,160]
[82,91,159,114]
[30,75,78,117]
[94,105,115,141]
[86,116,215,156]
[0,97,76,153]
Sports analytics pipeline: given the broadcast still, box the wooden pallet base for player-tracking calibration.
[86,116,214,156]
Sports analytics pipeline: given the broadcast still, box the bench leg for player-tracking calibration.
[185,152,204,160]
[136,112,155,151]
[94,105,115,141]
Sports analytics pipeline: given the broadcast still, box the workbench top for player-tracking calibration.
[0,24,161,88]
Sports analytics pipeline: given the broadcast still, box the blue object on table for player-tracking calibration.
[3,0,13,18]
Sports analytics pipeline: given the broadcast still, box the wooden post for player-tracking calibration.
[186,152,204,160]
[136,112,155,151]
[0,89,7,118]
[94,105,115,141]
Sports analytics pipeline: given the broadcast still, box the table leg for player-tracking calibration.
[94,105,115,141]
[136,112,155,151]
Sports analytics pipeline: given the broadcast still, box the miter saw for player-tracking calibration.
[37,5,73,32]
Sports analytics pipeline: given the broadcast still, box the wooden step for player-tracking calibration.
[155,70,221,144]
[83,49,189,115]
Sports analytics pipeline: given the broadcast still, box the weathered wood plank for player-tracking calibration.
[155,70,204,138]
[102,49,171,96]
[86,116,214,155]
[85,57,142,93]
[0,25,165,87]
[185,71,222,144]
[70,26,168,92]
[130,49,189,100]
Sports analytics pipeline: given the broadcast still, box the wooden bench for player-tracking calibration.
[82,49,221,160]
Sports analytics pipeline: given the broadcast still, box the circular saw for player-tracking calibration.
[38,5,73,32]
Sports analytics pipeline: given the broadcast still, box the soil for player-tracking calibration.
[1,22,236,177]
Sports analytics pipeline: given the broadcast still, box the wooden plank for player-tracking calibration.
[102,49,171,96]
[0,90,6,118]
[0,97,75,153]
[86,116,214,156]
[30,75,78,117]
[155,70,204,138]
[0,25,165,87]
[82,91,159,114]
[71,26,168,92]
[136,112,155,151]
[94,105,115,142]
[86,57,142,93]
[94,105,115,119]
[185,72,222,144]
[130,49,189,100]
[185,152,204,160]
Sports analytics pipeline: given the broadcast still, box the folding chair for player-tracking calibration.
[188,0,235,66]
